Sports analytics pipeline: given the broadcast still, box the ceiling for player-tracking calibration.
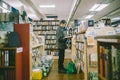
[4,0,120,23]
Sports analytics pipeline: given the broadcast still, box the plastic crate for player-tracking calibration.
[32,69,42,80]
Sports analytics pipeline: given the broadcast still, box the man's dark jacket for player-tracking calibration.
[56,26,67,49]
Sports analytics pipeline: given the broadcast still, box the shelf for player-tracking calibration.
[32,44,44,49]
[76,40,84,43]
[33,29,56,31]
[33,25,59,26]
[45,44,56,45]
[97,39,120,43]
[0,66,16,68]
[33,19,59,22]
[96,34,120,39]
[45,48,58,50]
[0,47,22,50]
[76,30,86,35]
[45,39,56,40]
[46,34,56,35]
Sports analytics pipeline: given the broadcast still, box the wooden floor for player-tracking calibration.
[42,59,84,80]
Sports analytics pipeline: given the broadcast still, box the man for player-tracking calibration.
[56,20,71,73]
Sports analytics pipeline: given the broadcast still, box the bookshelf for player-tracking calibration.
[33,20,59,57]
[96,35,120,80]
[0,47,23,80]
[85,27,98,80]
[14,24,45,80]
[72,30,87,80]
[14,24,32,80]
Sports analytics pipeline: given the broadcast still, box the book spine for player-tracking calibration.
[1,51,4,66]
[102,47,105,77]
[0,50,1,66]
[99,46,103,76]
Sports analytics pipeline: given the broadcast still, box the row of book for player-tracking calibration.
[0,13,19,23]
[75,50,84,60]
[33,21,59,26]
[0,69,15,80]
[45,45,57,49]
[76,34,85,41]
[31,33,44,47]
[45,35,56,39]
[75,50,84,72]
[46,31,56,35]
[76,43,84,51]
[99,45,120,80]
[0,50,15,66]
[45,40,56,44]
[45,50,59,56]
[34,31,56,35]
[33,25,58,30]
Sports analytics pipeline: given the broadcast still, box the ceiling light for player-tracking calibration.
[89,4,109,11]
[0,6,10,12]
[3,3,8,9]
[111,17,120,21]
[89,4,100,11]
[39,5,55,8]
[85,15,94,19]
[96,4,109,11]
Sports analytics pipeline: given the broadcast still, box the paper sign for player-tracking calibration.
[87,36,95,45]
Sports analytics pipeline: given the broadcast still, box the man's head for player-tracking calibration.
[60,20,67,27]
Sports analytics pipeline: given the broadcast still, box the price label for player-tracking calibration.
[17,47,23,53]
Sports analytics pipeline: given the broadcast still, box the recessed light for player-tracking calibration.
[85,15,94,19]
[39,5,55,8]
[89,4,109,11]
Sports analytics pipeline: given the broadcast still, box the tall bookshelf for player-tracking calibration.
[0,47,23,80]
[85,27,98,80]
[14,24,45,80]
[33,20,59,57]
[72,30,87,80]
[14,24,32,80]
[96,35,120,80]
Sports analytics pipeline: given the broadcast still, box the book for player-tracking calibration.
[99,46,103,76]
[0,50,1,66]
[89,71,98,80]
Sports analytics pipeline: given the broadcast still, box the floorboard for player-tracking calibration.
[42,59,84,80]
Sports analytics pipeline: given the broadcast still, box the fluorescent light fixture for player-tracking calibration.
[0,6,10,13]
[89,4,100,11]
[3,3,8,9]
[85,15,94,19]
[111,17,120,21]
[39,5,55,8]
[96,4,109,11]
[89,4,109,11]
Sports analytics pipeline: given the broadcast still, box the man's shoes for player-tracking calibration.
[58,69,67,73]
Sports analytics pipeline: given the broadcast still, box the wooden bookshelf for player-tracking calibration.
[0,47,23,80]
[96,35,120,80]
[15,24,45,80]
[71,31,87,80]
[33,20,59,57]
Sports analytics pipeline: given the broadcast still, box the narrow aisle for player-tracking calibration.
[42,59,84,80]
